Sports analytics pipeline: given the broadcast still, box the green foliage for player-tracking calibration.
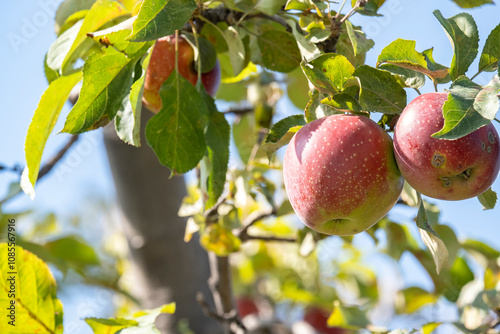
[432,76,500,139]
[0,244,64,334]
[201,91,231,209]
[14,0,500,332]
[145,72,209,174]
[433,10,479,81]
[128,0,196,42]
[353,65,407,114]
[21,71,83,199]
[85,303,176,333]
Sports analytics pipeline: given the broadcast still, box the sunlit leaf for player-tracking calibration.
[433,10,479,81]
[21,71,82,199]
[477,187,497,210]
[0,244,63,334]
[128,0,196,42]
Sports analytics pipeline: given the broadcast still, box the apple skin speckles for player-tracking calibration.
[283,114,403,236]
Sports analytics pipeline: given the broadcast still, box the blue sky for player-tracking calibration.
[0,0,499,331]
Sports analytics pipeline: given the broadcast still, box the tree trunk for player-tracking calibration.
[102,110,222,334]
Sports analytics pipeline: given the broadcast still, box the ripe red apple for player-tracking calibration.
[393,92,500,200]
[142,35,221,113]
[236,296,259,318]
[283,115,403,235]
[304,307,347,334]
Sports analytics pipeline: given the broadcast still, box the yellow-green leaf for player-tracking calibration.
[21,71,82,199]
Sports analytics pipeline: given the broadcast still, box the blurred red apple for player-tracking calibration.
[142,35,221,113]
[304,307,347,334]
[393,92,500,200]
[283,115,403,235]
[236,296,259,318]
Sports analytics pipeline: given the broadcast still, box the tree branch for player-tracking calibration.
[205,252,245,334]
[0,135,79,204]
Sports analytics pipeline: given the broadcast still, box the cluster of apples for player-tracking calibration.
[283,93,500,236]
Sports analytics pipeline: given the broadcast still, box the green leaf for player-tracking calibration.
[452,0,494,8]
[397,287,439,313]
[222,27,246,76]
[379,63,426,89]
[285,0,325,12]
[422,322,442,334]
[286,67,311,109]
[128,0,196,42]
[304,89,340,122]
[462,239,500,260]
[61,0,128,74]
[415,193,448,274]
[85,318,139,334]
[477,188,497,210]
[353,65,407,114]
[0,244,63,334]
[344,20,374,57]
[21,71,82,199]
[432,76,498,140]
[182,34,217,74]
[301,53,355,96]
[262,115,307,157]
[145,71,209,174]
[351,0,385,16]
[377,39,449,85]
[62,47,142,134]
[286,18,321,61]
[200,224,241,256]
[115,51,152,147]
[479,23,500,73]
[55,0,96,34]
[85,303,175,334]
[327,301,370,328]
[422,48,451,85]
[257,30,301,73]
[444,256,474,302]
[200,92,230,210]
[433,10,479,81]
[45,236,100,268]
[44,53,60,84]
[88,17,153,57]
[47,20,84,74]
[321,92,362,112]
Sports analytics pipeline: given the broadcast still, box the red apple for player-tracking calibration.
[304,307,347,334]
[393,92,500,200]
[236,296,259,318]
[283,115,403,235]
[142,35,221,113]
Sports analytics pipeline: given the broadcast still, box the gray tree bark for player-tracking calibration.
[102,109,222,333]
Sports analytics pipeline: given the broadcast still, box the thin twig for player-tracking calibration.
[244,235,297,243]
[335,0,348,20]
[494,118,500,124]
[237,208,277,239]
[0,135,79,204]
[222,107,254,115]
[339,0,369,23]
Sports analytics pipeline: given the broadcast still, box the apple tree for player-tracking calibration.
[1,0,500,333]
